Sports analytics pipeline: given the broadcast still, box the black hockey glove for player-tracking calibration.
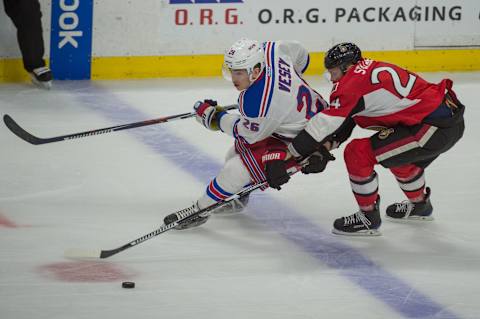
[265,161,290,190]
[301,147,335,174]
[262,149,290,190]
[289,129,320,158]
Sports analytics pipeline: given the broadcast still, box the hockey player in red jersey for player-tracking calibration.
[268,42,465,236]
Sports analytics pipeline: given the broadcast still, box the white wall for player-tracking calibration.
[1,0,479,59]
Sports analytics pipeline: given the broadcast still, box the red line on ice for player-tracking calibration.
[0,212,19,228]
[38,261,137,282]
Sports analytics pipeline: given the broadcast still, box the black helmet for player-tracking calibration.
[324,42,362,72]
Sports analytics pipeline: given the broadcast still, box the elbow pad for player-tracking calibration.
[288,129,321,158]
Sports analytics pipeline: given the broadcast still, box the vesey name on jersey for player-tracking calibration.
[278,57,292,92]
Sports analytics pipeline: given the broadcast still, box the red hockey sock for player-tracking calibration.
[390,165,426,202]
[344,138,379,209]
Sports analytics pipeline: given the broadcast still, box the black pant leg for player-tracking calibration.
[370,110,465,169]
[4,0,45,72]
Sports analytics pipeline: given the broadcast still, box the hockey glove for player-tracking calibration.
[194,99,225,131]
[301,146,335,174]
[262,149,290,190]
[288,129,320,158]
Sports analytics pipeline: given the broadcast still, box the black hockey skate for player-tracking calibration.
[386,187,433,221]
[30,66,52,89]
[211,195,249,214]
[163,203,209,231]
[332,197,382,236]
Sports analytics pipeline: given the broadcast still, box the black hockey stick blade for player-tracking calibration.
[64,247,131,259]
[4,113,188,145]
[65,221,178,259]
[3,114,51,145]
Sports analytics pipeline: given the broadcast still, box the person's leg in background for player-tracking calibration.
[3,0,52,88]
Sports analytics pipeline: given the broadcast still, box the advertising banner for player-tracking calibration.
[90,0,480,56]
[50,0,94,79]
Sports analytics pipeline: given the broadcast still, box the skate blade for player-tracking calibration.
[332,228,382,237]
[211,207,244,215]
[31,78,52,90]
[385,215,434,222]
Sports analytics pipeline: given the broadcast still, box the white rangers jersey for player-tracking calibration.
[218,41,328,144]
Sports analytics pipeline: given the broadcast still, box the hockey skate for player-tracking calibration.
[386,187,433,221]
[211,195,249,214]
[163,203,209,231]
[30,66,52,89]
[332,197,382,236]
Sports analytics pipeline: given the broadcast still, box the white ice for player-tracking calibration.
[0,73,479,319]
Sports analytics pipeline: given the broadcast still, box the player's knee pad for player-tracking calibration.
[224,146,237,162]
[216,155,252,192]
[344,139,376,176]
[198,155,252,210]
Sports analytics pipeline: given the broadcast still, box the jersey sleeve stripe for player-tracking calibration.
[206,178,233,201]
[238,90,246,116]
[217,111,228,132]
[263,42,275,117]
[233,119,240,139]
[212,178,233,196]
[259,42,275,118]
[234,138,266,185]
[206,185,225,201]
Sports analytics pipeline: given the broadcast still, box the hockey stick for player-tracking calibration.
[3,104,238,145]
[65,167,300,259]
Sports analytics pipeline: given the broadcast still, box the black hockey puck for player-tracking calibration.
[122,281,135,289]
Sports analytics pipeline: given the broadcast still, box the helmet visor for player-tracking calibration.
[222,63,233,81]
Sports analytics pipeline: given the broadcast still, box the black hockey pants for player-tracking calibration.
[3,0,46,72]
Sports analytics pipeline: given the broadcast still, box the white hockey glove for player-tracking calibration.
[194,100,225,131]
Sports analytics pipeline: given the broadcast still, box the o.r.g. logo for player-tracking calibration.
[169,0,244,26]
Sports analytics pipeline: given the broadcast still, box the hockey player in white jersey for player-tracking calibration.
[164,38,330,230]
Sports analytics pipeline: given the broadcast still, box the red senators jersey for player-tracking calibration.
[305,59,450,144]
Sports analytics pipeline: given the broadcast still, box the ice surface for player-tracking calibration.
[1,73,479,319]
